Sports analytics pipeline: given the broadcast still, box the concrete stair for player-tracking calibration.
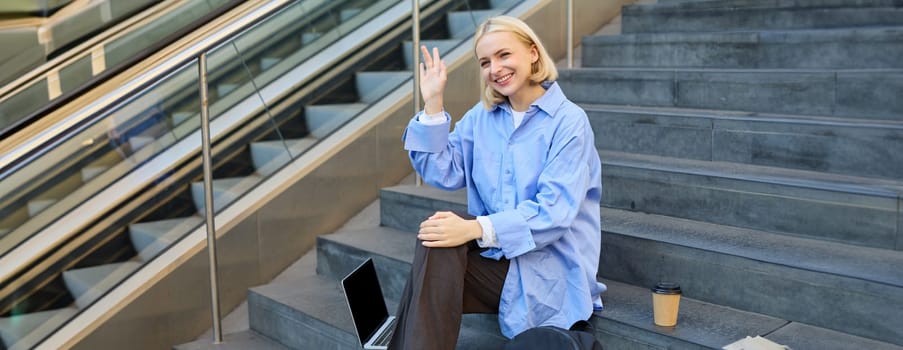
[558,0,903,347]
[623,0,903,33]
[582,104,903,180]
[375,185,903,349]
[558,68,903,121]
[581,26,903,69]
[174,0,902,349]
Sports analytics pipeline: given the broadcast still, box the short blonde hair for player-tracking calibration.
[473,16,558,109]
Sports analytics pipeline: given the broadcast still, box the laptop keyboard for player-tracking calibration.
[372,318,397,347]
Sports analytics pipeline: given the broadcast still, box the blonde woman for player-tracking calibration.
[390,16,604,350]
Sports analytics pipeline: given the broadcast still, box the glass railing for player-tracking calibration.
[0,0,239,138]
[0,0,403,348]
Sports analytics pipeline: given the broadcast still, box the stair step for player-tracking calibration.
[62,261,142,309]
[599,208,903,345]
[80,165,110,182]
[377,184,903,346]
[623,0,903,33]
[598,280,901,350]
[129,216,204,262]
[447,10,499,39]
[304,103,368,139]
[582,26,903,69]
[0,307,79,349]
[250,137,319,177]
[172,111,195,126]
[355,71,411,104]
[599,150,902,248]
[301,32,322,45]
[217,83,239,97]
[248,265,508,350]
[581,103,903,180]
[128,135,156,152]
[190,176,262,214]
[340,8,362,22]
[317,226,416,301]
[558,68,903,121]
[27,198,57,217]
[174,330,291,350]
[316,227,790,348]
[260,57,281,71]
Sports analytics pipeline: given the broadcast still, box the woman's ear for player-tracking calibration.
[531,44,539,63]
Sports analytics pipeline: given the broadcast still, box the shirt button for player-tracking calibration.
[505,169,511,174]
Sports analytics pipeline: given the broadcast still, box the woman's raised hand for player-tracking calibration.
[420,45,447,115]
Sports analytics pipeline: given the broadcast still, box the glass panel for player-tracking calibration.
[0,0,235,136]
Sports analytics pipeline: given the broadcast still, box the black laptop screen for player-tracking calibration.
[343,259,390,344]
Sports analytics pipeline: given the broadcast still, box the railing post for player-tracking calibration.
[567,0,574,68]
[412,0,422,186]
[198,52,223,344]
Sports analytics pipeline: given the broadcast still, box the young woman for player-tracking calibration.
[389,15,605,350]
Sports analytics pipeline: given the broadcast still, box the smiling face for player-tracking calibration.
[475,31,541,109]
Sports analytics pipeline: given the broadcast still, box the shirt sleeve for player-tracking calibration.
[402,110,471,191]
[486,109,597,259]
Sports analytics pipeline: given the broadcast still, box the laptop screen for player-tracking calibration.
[342,258,390,345]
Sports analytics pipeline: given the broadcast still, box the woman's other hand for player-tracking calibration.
[418,211,482,248]
[420,45,447,115]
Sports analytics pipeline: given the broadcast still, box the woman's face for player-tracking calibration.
[475,31,538,99]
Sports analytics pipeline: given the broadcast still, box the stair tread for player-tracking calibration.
[251,266,518,350]
[382,184,902,287]
[174,330,291,350]
[563,66,903,74]
[317,212,903,349]
[586,25,903,43]
[599,150,903,195]
[580,102,903,128]
[601,207,903,288]
[322,226,415,264]
[630,0,903,11]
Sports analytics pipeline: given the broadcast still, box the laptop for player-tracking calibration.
[342,258,397,349]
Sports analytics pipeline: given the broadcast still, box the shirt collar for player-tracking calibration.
[493,81,565,118]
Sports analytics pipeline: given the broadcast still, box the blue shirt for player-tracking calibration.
[402,82,606,338]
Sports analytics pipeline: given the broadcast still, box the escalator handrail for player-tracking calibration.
[0,0,301,179]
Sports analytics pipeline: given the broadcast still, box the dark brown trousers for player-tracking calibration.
[388,241,510,350]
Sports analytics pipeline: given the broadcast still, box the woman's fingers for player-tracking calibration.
[420,45,433,67]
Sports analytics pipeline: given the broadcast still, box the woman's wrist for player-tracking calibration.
[424,97,444,115]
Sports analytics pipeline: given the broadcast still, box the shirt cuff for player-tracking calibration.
[475,216,499,248]
[418,110,446,125]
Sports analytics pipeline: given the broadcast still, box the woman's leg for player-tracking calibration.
[389,241,509,350]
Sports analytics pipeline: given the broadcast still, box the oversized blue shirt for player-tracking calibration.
[402,82,606,338]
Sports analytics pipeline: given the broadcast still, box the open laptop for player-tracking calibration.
[341,258,397,349]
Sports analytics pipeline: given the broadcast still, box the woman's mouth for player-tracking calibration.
[494,73,513,85]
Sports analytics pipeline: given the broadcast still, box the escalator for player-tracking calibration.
[0,0,246,143]
[0,0,522,348]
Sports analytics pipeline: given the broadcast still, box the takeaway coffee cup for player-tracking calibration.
[651,282,681,327]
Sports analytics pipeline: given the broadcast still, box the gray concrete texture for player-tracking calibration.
[558,68,903,121]
[622,0,903,33]
[585,105,903,180]
[581,27,903,69]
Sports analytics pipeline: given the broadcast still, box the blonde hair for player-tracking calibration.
[473,16,558,109]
